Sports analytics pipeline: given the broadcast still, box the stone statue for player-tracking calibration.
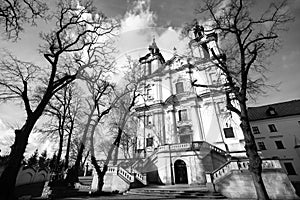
[193,20,204,41]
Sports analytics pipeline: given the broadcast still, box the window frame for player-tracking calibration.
[147,63,152,75]
[175,82,184,94]
[257,141,266,150]
[178,109,188,122]
[223,127,235,138]
[275,140,285,149]
[178,125,192,143]
[252,126,260,134]
[283,162,297,175]
[268,124,278,132]
[146,137,154,147]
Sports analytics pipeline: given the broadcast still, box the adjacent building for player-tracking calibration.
[248,100,300,190]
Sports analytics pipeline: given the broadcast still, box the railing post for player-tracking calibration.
[206,173,216,192]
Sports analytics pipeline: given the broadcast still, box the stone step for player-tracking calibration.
[126,185,226,199]
[78,176,93,185]
[50,186,89,198]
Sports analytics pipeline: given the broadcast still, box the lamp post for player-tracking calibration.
[169,144,175,185]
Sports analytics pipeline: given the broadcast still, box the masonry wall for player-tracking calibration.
[214,169,299,199]
[91,173,130,193]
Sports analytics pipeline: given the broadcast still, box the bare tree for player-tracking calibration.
[71,46,116,181]
[0,1,118,198]
[64,84,83,170]
[38,82,83,172]
[90,59,142,193]
[183,0,293,199]
[70,79,113,182]
[0,0,48,40]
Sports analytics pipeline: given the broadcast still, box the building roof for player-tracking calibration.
[248,99,300,121]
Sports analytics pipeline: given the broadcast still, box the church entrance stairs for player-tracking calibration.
[126,184,226,199]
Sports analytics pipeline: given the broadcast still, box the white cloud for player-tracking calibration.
[117,0,190,64]
[0,119,14,155]
[121,0,157,33]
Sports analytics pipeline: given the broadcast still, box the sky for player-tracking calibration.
[0,0,300,155]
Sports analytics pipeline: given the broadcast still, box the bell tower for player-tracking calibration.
[139,38,165,76]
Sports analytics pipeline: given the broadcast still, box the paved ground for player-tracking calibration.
[56,194,254,200]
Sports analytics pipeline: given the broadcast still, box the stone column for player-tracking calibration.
[191,103,205,141]
[167,107,177,143]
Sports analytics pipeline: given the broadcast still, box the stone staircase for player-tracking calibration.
[126,184,226,199]
[79,176,93,186]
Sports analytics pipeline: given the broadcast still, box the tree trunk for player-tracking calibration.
[64,128,73,169]
[56,134,64,170]
[0,122,35,199]
[91,155,107,193]
[113,127,122,165]
[90,127,123,193]
[239,102,269,200]
[73,143,84,181]
[73,107,95,180]
[81,150,90,170]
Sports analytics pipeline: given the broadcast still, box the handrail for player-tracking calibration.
[210,159,282,182]
[133,169,147,185]
[157,141,227,155]
[118,167,134,183]
[106,166,118,174]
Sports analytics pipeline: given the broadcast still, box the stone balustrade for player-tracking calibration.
[133,169,147,185]
[118,167,134,183]
[211,159,282,182]
[158,141,227,155]
[106,166,118,174]
[158,143,191,152]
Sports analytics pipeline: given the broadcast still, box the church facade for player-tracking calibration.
[133,33,245,185]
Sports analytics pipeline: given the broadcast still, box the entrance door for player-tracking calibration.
[174,159,188,184]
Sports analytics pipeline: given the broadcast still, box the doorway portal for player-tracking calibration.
[174,159,188,184]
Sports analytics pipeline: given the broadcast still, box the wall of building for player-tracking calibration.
[250,115,300,183]
[135,40,245,156]
[214,169,299,199]
[155,147,227,185]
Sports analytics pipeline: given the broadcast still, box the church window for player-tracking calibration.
[223,127,234,138]
[147,63,152,75]
[209,73,218,85]
[178,109,188,121]
[179,135,192,143]
[146,137,153,147]
[175,82,184,94]
[178,126,192,143]
[216,102,225,113]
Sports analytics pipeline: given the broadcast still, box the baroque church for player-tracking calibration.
[133,30,245,185]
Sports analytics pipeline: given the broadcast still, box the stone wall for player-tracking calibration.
[214,169,299,199]
[90,167,131,193]
[0,165,50,186]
